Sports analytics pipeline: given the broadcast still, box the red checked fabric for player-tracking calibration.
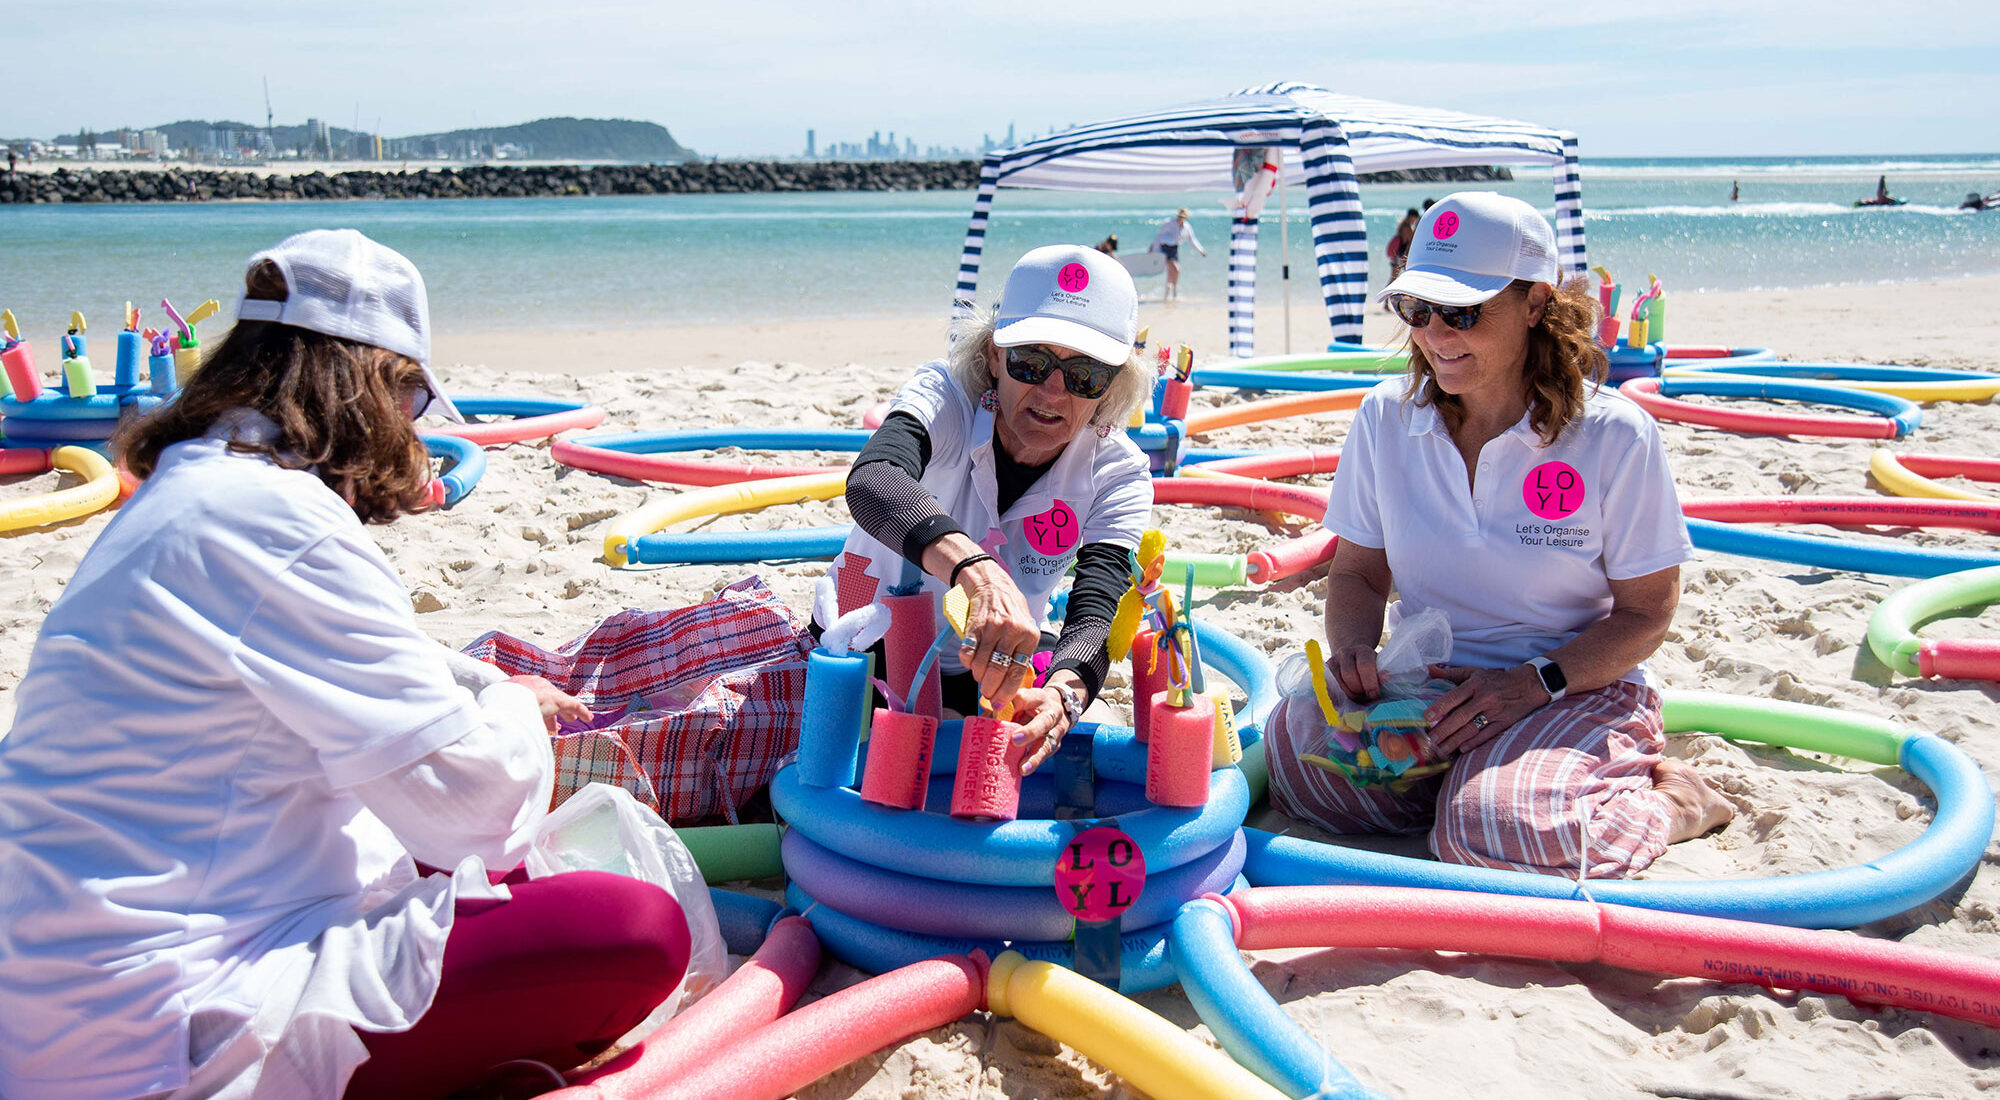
[463,576,814,823]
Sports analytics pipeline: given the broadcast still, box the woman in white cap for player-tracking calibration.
[0,230,693,1099]
[1266,191,1733,878]
[828,244,1153,775]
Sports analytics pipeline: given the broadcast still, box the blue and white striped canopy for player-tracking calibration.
[955,81,1585,352]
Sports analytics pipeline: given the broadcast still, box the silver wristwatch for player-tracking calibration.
[1054,682,1086,728]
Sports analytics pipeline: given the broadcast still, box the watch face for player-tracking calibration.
[1539,661,1568,694]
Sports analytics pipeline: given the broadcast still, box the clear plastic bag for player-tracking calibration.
[1276,608,1458,790]
[524,782,730,1041]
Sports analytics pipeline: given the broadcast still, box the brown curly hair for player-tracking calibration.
[115,260,434,524]
[1403,276,1607,446]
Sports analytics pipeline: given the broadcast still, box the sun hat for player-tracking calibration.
[233,228,462,422]
[1377,191,1558,307]
[992,244,1138,365]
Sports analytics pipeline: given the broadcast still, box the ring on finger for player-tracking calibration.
[961,634,981,650]
[1471,713,1490,730]
[989,652,1013,668]
[1007,652,1032,668]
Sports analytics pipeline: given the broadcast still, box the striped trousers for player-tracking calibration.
[1266,680,1678,878]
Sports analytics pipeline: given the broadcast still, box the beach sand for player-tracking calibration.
[4,274,1998,1098]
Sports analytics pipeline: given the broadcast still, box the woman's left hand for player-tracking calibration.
[1006,685,1070,776]
[1422,664,1547,756]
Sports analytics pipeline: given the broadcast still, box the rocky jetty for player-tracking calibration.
[0,161,1509,204]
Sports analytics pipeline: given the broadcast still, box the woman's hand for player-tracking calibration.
[957,558,1042,715]
[1422,664,1547,756]
[1326,644,1384,702]
[507,674,591,732]
[1005,685,1071,776]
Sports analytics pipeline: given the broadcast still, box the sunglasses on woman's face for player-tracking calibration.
[1386,293,1486,331]
[1004,346,1120,399]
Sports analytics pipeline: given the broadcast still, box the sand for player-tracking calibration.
[4,274,1999,1099]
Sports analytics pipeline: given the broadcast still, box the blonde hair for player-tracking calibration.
[1402,277,1607,446]
[947,306,1149,434]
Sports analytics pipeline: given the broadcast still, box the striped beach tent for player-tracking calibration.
[954,81,1584,355]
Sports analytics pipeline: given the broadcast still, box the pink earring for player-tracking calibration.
[979,389,999,412]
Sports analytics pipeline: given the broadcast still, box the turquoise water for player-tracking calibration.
[2,154,1996,337]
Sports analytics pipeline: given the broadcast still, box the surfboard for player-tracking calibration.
[1116,251,1167,278]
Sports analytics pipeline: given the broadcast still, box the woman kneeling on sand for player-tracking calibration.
[0,230,691,1100]
[821,244,1153,776]
[1265,193,1733,877]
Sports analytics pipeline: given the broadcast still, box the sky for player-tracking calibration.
[11,0,1997,158]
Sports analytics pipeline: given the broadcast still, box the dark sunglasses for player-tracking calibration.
[1004,346,1120,399]
[1386,293,1485,331]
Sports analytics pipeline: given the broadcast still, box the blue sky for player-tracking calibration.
[13,1,1995,157]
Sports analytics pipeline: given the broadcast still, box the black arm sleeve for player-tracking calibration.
[1046,541,1131,704]
[846,411,967,569]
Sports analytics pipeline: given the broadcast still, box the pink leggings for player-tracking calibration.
[345,870,691,1099]
[1267,680,1678,878]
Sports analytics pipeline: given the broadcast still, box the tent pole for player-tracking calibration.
[1279,160,1292,353]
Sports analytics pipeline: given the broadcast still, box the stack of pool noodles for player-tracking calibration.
[768,596,1266,993]
[1,326,173,452]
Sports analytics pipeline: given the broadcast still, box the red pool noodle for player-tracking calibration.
[551,438,847,486]
[1196,449,1342,479]
[433,404,606,447]
[1681,496,2000,533]
[881,591,942,720]
[654,954,987,1100]
[1620,376,1900,439]
[1145,690,1215,807]
[1890,453,2000,484]
[951,716,1025,820]
[0,449,51,476]
[1151,475,1327,519]
[1218,886,2000,1029]
[1922,641,2000,681]
[556,914,822,1097]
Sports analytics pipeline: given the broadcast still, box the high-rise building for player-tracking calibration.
[805,129,816,157]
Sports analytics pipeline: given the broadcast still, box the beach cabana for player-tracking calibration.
[954,81,1585,354]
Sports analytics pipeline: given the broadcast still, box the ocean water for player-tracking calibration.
[1,153,1995,339]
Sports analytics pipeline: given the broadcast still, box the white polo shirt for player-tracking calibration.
[0,417,549,1100]
[1326,378,1692,684]
[836,359,1152,672]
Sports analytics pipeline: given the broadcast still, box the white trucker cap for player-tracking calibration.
[993,244,1139,365]
[234,228,462,422]
[1378,191,1559,307]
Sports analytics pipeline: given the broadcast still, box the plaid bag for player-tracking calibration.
[463,575,813,823]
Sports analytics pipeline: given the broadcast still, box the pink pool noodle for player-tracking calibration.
[950,716,1025,819]
[859,708,937,810]
[1129,628,1167,742]
[1,450,51,476]
[1218,886,2000,1029]
[881,592,942,720]
[1920,641,2000,681]
[3,343,43,402]
[1145,690,1215,807]
[655,954,987,1100]
[556,914,822,1097]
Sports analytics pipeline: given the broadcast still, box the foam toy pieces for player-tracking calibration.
[1145,568,1214,808]
[1,310,42,401]
[1109,529,1170,662]
[161,297,220,379]
[115,303,143,388]
[1295,640,1451,791]
[59,312,95,397]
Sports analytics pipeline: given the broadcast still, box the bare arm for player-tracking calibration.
[1322,538,1392,701]
[1426,565,1681,756]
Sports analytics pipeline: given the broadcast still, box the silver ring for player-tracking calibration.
[1007,652,1033,668]
[989,652,1013,668]
[1471,713,1490,730]
[961,634,980,650]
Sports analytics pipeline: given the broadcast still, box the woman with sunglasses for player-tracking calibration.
[0,231,695,1100]
[1266,192,1733,878]
[829,245,1153,775]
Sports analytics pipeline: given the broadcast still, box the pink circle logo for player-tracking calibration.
[1054,826,1146,922]
[1056,263,1090,293]
[1432,211,1460,239]
[1023,499,1078,556]
[1524,460,1585,520]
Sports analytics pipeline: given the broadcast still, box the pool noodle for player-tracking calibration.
[881,592,942,719]
[794,648,871,789]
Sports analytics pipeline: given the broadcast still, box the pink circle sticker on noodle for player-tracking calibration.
[1054,825,1147,922]
[1023,499,1078,556]
[1524,460,1585,520]
[1057,263,1091,293]
[1433,211,1460,239]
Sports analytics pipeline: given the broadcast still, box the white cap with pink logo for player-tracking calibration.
[1377,191,1559,307]
[993,244,1138,365]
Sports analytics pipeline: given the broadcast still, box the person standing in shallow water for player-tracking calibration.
[1149,207,1206,302]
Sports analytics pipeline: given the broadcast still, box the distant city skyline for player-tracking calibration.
[9,1,1995,159]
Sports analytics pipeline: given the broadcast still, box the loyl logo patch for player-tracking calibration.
[1432,211,1460,239]
[1056,263,1091,293]
[1524,460,1584,520]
